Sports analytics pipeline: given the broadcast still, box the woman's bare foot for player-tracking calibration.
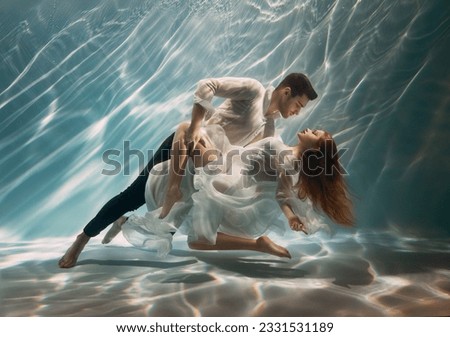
[159,187,183,219]
[58,233,90,268]
[102,216,127,244]
[256,236,291,258]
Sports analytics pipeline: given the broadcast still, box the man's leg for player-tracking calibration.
[58,132,175,268]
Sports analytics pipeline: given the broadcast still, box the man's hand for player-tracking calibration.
[184,124,198,144]
[184,125,203,153]
[288,216,308,234]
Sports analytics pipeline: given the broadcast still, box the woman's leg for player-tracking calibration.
[188,232,291,258]
[159,122,219,218]
[101,216,128,244]
[159,122,191,218]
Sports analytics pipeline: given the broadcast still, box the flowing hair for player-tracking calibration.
[295,133,354,227]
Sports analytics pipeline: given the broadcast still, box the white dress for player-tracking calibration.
[121,125,328,256]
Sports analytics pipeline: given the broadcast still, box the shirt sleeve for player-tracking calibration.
[276,171,296,203]
[193,77,264,117]
[274,139,300,202]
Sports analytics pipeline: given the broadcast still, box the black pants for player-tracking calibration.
[83,132,175,237]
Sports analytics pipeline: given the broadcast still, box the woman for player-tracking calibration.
[103,123,354,258]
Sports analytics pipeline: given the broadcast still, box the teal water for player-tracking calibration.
[1,0,449,239]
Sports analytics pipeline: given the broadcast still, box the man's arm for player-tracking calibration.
[185,77,263,145]
[194,77,263,111]
[185,103,207,147]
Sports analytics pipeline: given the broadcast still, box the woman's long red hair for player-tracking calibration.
[295,134,354,227]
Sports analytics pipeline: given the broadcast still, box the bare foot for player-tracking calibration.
[159,187,183,219]
[58,233,90,268]
[256,236,291,258]
[102,216,127,244]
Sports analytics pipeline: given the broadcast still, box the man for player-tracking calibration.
[59,73,318,268]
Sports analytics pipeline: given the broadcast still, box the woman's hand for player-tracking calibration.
[288,216,308,234]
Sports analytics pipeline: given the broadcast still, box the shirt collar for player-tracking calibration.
[263,86,281,119]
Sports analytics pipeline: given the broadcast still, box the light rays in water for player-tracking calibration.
[0,2,448,235]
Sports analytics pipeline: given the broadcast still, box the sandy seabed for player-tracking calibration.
[1,231,449,317]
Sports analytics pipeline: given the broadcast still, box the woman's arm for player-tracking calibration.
[276,172,308,234]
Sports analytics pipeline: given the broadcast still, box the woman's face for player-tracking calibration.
[297,128,327,149]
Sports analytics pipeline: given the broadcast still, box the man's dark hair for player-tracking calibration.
[276,73,318,100]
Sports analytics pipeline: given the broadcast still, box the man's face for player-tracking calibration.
[279,89,309,119]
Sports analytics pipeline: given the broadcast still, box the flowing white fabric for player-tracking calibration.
[122,125,329,256]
